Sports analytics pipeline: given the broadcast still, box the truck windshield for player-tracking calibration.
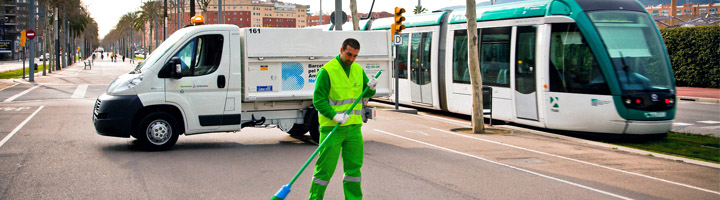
[133,28,190,74]
[588,11,672,93]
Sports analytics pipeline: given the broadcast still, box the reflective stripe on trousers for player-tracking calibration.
[313,177,329,186]
[343,175,361,182]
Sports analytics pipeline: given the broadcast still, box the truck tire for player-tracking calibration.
[288,123,309,136]
[136,112,180,151]
[307,109,320,144]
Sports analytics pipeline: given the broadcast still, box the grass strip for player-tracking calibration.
[0,64,49,79]
[610,132,719,163]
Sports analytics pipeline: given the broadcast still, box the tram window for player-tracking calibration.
[549,23,610,95]
[480,27,511,87]
[410,32,432,85]
[452,29,470,84]
[394,33,409,79]
[516,26,536,94]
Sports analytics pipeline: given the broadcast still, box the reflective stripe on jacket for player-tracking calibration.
[318,59,363,126]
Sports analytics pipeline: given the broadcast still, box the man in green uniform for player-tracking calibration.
[309,38,378,200]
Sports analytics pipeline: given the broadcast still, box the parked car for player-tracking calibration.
[38,53,50,61]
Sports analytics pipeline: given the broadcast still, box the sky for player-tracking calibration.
[85,0,481,40]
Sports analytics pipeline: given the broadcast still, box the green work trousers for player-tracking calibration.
[309,124,364,200]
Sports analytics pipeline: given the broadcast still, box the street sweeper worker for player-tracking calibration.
[309,38,378,199]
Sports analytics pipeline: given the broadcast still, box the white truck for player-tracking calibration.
[93,25,392,150]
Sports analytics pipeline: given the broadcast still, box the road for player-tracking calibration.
[673,101,720,137]
[0,58,718,199]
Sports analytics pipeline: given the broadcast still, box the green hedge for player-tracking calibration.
[660,26,720,88]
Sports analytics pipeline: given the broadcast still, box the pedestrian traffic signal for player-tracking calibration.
[391,7,406,36]
[20,30,26,47]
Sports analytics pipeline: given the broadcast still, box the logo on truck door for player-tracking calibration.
[281,62,304,90]
[307,64,323,83]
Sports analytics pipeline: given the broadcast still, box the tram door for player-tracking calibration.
[410,32,433,105]
[515,26,539,120]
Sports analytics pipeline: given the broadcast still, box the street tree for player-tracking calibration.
[465,0,484,133]
[414,5,427,14]
[197,0,211,18]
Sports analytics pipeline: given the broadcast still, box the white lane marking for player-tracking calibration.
[0,106,30,111]
[0,106,44,148]
[71,84,88,99]
[374,129,633,200]
[672,122,694,126]
[430,127,720,195]
[3,84,41,102]
[697,121,720,124]
[405,130,430,136]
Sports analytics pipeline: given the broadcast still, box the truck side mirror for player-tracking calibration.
[169,57,183,79]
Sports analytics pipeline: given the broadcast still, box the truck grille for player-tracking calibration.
[94,99,101,117]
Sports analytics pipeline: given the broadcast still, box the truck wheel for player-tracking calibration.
[307,110,320,144]
[136,112,180,151]
[288,123,309,136]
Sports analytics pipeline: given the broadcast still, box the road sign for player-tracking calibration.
[26,30,35,40]
[393,34,402,46]
[329,11,347,25]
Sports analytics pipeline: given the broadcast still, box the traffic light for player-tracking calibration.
[20,30,26,47]
[392,7,406,36]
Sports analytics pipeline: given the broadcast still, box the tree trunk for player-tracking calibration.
[350,0,359,30]
[466,0,485,134]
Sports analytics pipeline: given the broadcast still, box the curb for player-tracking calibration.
[495,125,720,169]
[410,111,720,169]
[678,96,720,104]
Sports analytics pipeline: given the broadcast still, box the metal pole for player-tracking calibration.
[164,0,168,40]
[22,47,25,79]
[55,7,59,70]
[29,0,35,82]
[334,0,341,30]
[394,45,399,110]
[319,0,322,25]
[177,0,181,30]
[219,0,223,24]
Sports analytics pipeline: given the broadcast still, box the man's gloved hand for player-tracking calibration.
[333,113,350,124]
[367,78,378,91]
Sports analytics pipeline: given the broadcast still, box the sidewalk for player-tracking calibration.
[677,87,720,103]
[0,59,41,73]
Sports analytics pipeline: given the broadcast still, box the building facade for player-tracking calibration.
[306,11,393,27]
[1,0,47,60]
[166,0,307,31]
[644,3,720,16]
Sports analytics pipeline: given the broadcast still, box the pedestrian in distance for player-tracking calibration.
[309,38,378,200]
[122,55,125,63]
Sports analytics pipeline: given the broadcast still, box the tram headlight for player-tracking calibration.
[625,98,632,104]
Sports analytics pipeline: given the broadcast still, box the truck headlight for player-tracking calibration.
[110,75,144,94]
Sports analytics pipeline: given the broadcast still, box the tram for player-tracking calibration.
[362,0,675,134]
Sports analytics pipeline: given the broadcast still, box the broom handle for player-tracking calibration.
[288,70,382,186]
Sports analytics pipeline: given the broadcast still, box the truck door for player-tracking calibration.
[165,31,233,133]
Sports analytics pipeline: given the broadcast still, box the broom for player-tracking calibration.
[271,70,382,200]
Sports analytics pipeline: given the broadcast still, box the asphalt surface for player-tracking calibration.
[0,57,718,199]
[673,100,720,136]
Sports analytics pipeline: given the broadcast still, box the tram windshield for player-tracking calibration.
[588,11,673,92]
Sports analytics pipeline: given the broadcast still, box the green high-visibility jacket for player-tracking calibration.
[313,55,376,127]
